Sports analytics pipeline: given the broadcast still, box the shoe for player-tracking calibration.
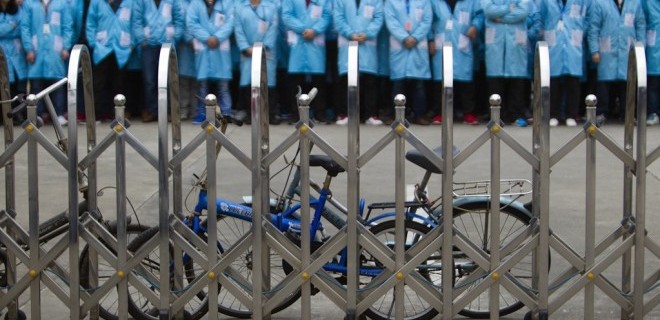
[595,114,606,127]
[514,118,528,127]
[141,111,157,123]
[432,114,442,125]
[336,115,348,125]
[549,118,559,127]
[381,117,394,125]
[192,114,205,125]
[463,113,479,125]
[365,116,383,125]
[57,115,68,126]
[413,117,430,125]
[647,113,659,126]
[566,118,577,127]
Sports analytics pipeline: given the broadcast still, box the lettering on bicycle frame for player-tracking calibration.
[219,201,254,220]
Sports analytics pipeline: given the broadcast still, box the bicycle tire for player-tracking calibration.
[79,223,152,320]
[451,200,541,318]
[363,219,440,320]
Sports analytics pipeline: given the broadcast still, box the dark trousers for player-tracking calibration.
[141,45,161,115]
[596,80,627,118]
[377,75,392,118]
[430,80,476,117]
[94,54,126,120]
[289,73,327,121]
[31,79,66,117]
[337,73,378,121]
[649,76,659,116]
[487,77,528,122]
[550,76,581,120]
[392,79,427,119]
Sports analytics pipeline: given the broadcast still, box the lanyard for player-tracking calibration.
[405,0,410,15]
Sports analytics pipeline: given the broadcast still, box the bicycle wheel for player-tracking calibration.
[363,219,440,320]
[79,223,152,320]
[452,200,538,318]
[124,226,205,320]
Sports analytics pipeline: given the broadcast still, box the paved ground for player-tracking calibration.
[1,118,659,319]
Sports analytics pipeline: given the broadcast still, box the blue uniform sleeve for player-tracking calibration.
[526,1,541,40]
[132,0,147,45]
[21,3,34,52]
[385,0,410,42]
[311,0,331,34]
[85,0,98,48]
[333,0,353,38]
[186,4,212,41]
[411,0,432,41]
[0,15,18,36]
[61,5,74,50]
[481,0,510,20]
[472,0,485,32]
[499,0,530,23]
[264,8,279,49]
[635,3,646,43]
[214,3,235,41]
[173,0,185,41]
[587,1,601,54]
[365,0,384,39]
[234,7,251,50]
[282,0,307,33]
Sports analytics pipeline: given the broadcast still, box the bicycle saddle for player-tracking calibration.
[405,145,460,174]
[309,154,345,177]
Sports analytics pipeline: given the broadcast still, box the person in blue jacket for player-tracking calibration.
[65,0,83,44]
[333,0,384,125]
[234,0,280,124]
[645,0,659,125]
[384,0,433,125]
[587,0,645,124]
[21,0,73,125]
[186,0,235,124]
[428,0,483,125]
[538,0,588,127]
[176,0,197,120]
[86,0,135,121]
[132,0,184,122]
[281,0,332,123]
[0,0,27,103]
[376,21,392,123]
[481,0,532,127]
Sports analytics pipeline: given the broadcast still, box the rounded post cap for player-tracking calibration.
[114,94,126,107]
[489,94,502,106]
[26,94,38,106]
[394,94,406,106]
[585,94,597,107]
[205,94,217,107]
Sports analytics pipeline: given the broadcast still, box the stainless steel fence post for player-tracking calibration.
[26,94,40,320]
[346,41,360,320]
[584,94,597,320]
[251,43,271,320]
[113,95,129,320]
[204,95,219,320]
[298,91,312,320]
[487,95,501,319]
[441,42,454,320]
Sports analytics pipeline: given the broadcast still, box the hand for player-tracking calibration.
[466,26,477,39]
[428,41,436,56]
[404,36,417,49]
[302,29,316,40]
[207,36,219,48]
[243,47,253,57]
[350,33,366,43]
[26,51,35,64]
[61,50,70,60]
[592,52,600,64]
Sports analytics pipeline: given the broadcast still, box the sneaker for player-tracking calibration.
[549,118,559,127]
[413,117,430,125]
[365,116,383,125]
[192,114,205,125]
[463,113,479,125]
[647,113,659,126]
[514,117,528,127]
[335,115,348,125]
[431,114,442,125]
[57,115,68,126]
[566,118,577,127]
[595,114,606,127]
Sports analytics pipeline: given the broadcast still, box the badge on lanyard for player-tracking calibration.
[557,20,564,31]
[43,24,51,34]
[446,20,453,30]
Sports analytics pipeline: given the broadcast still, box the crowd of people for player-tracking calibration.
[0,0,658,127]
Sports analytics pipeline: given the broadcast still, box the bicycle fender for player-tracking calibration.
[365,211,436,227]
[443,195,533,219]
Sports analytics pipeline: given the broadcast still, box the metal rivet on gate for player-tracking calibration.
[114,124,122,133]
[28,269,38,278]
[206,124,214,133]
[117,271,125,279]
[395,272,404,281]
[491,272,499,280]
[25,124,34,133]
[300,125,309,134]
[301,272,310,280]
[491,124,501,134]
[208,271,216,280]
[587,124,597,135]
[395,124,405,134]
[586,272,595,281]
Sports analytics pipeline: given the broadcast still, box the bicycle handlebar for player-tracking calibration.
[307,88,318,103]
[3,94,27,118]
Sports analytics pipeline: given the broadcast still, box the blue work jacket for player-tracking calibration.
[384,0,433,80]
[538,0,589,77]
[186,0,235,80]
[0,9,27,82]
[176,0,196,77]
[281,0,332,74]
[587,0,645,81]
[481,0,532,78]
[234,0,279,86]
[377,26,390,76]
[86,0,134,68]
[333,0,383,75]
[65,0,83,44]
[21,0,73,79]
[644,0,660,75]
[429,0,483,81]
[132,0,185,46]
